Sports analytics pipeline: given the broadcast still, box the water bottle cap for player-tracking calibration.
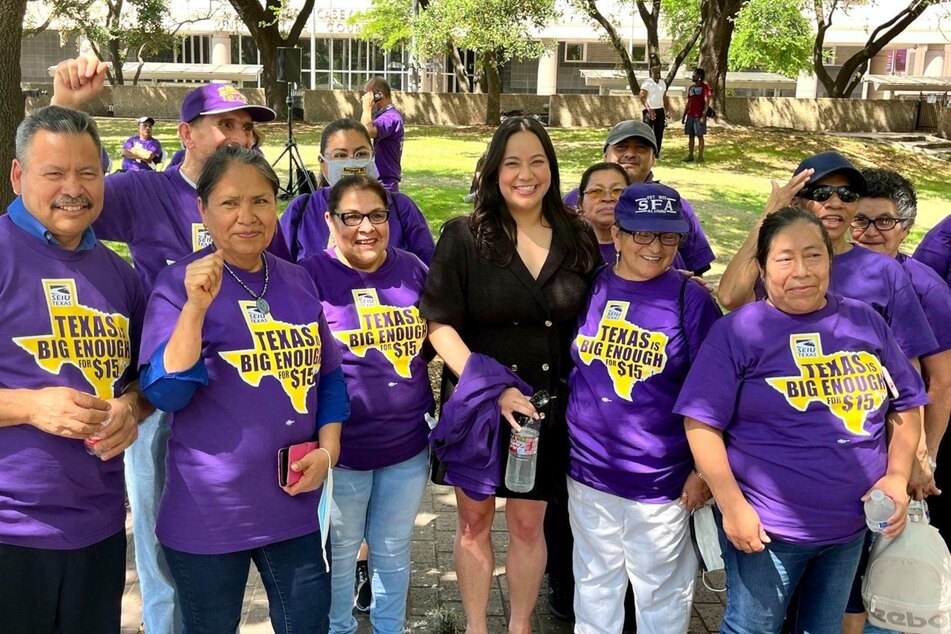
[870,489,884,502]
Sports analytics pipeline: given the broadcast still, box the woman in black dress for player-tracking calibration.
[420,117,600,633]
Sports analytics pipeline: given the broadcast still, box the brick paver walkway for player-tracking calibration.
[120,483,725,633]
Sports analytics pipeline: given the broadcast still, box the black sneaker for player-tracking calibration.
[547,575,574,622]
[354,560,371,613]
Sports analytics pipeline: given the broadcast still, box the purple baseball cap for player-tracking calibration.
[180,84,276,123]
[614,183,689,234]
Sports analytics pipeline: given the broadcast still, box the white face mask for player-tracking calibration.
[321,155,379,186]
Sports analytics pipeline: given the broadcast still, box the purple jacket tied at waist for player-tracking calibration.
[430,353,531,499]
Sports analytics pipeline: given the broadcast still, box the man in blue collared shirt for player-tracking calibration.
[0,105,154,634]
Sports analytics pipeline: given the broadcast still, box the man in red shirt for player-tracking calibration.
[683,67,712,163]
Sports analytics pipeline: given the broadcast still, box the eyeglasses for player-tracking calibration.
[330,210,389,226]
[800,185,860,203]
[583,186,626,201]
[850,215,905,231]
[323,149,373,161]
[618,228,684,246]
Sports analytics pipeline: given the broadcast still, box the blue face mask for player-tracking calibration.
[321,155,379,186]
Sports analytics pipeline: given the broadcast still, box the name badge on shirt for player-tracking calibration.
[881,365,900,400]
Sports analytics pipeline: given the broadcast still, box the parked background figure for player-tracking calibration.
[640,67,671,157]
[120,115,163,172]
[683,68,712,164]
[361,77,404,192]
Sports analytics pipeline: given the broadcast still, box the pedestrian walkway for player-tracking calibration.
[121,483,725,632]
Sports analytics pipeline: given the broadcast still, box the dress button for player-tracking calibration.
[511,364,518,371]
[544,320,553,327]
[542,363,550,371]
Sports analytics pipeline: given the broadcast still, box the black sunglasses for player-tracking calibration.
[799,185,860,203]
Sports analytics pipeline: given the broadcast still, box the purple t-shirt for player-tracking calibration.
[830,246,937,359]
[120,135,163,172]
[565,185,714,274]
[913,214,951,289]
[141,250,342,554]
[674,295,928,545]
[97,166,288,292]
[0,215,145,549]
[567,267,721,502]
[278,186,434,265]
[372,106,404,191]
[300,247,433,470]
[897,253,951,355]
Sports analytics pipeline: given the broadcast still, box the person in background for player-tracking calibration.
[841,169,951,634]
[169,127,263,168]
[913,213,951,288]
[139,146,346,634]
[361,77,404,192]
[420,116,601,634]
[677,207,927,633]
[639,67,671,157]
[683,68,712,164]
[563,121,715,276]
[577,162,630,263]
[52,52,279,634]
[121,116,163,171]
[0,105,153,634]
[279,118,434,265]
[566,183,720,633]
[299,175,433,634]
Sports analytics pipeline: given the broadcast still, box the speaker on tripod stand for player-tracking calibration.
[272,47,315,198]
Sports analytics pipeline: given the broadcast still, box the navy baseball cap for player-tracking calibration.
[603,120,658,155]
[615,183,689,233]
[793,152,868,195]
[180,84,276,124]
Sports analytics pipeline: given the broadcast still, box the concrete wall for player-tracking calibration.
[22,83,112,117]
[938,105,951,139]
[18,84,927,134]
[304,90,549,125]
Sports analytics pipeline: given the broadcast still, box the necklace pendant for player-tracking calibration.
[256,297,270,315]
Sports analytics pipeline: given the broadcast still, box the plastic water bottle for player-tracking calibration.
[908,499,931,524]
[864,489,896,533]
[504,391,551,493]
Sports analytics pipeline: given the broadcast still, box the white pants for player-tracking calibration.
[567,477,697,634]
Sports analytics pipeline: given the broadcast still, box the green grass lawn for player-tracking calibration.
[96,119,951,282]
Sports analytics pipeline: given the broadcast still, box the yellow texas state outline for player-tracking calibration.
[332,288,426,379]
[576,300,669,401]
[766,333,888,436]
[219,301,323,414]
[13,279,131,399]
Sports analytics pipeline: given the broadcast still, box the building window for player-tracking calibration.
[631,45,646,62]
[176,35,210,64]
[307,38,409,91]
[886,49,908,74]
[565,43,586,62]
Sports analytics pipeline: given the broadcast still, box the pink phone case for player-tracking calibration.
[280,441,319,487]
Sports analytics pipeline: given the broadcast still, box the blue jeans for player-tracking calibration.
[329,447,430,634]
[125,409,181,634]
[163,531,330,634]
[716,510,865,634]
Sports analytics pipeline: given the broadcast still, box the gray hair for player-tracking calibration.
[16,105,103,167]
[860,168,918,225]
[197,146,280,205]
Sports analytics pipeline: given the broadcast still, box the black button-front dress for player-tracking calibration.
[420,216,601,501]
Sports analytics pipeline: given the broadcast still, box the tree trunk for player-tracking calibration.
[814,0,937,98]
[451,46,471,93]
[636,0,662,71]
[108,38,126,85]
[483,50,501,126]
[666,26,702,88]
[0,0,27,208]
[698,0,746,120]
[580,0,639,95]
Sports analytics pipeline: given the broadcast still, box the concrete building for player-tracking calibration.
[20,0,951,99]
